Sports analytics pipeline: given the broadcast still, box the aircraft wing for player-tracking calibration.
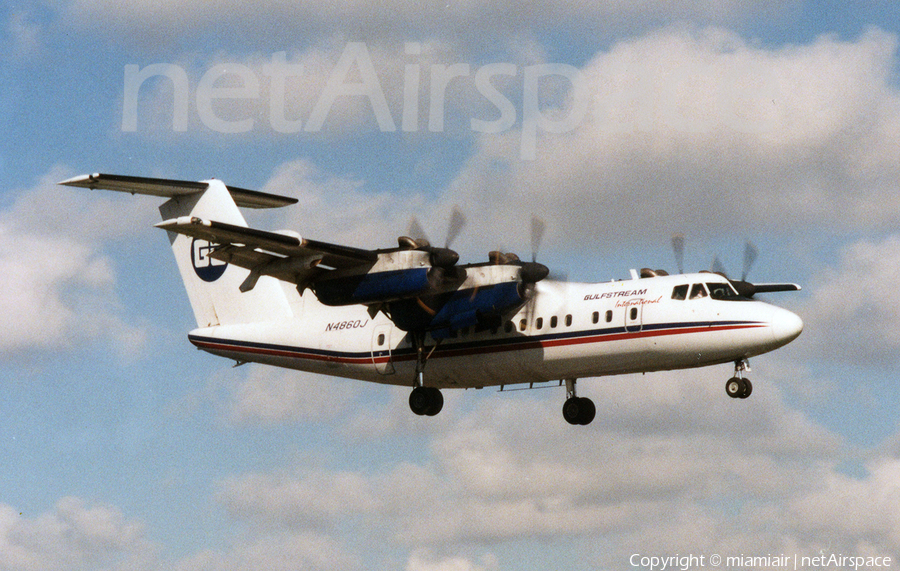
[156,216,378,289]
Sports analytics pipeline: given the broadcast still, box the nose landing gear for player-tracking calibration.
[726,359,753,399]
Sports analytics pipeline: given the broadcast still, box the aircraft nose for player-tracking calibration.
[771,307,803,346]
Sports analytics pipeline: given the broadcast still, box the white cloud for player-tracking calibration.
[62,0,793,44]
[114,27,900,250]
[207,370,870,562]
[172,532,357,571]
[785,456,900,550]
[406,549,498,571]
[227,366,360,425]
[446,27,900,246]
[259,158,406,246]
[0,498,156,571]
[5,11,45,61]
[798,234,900,366]
[218,468,380,529]
[0,167,151,358]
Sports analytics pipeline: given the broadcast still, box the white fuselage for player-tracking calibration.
[187,272,803,389]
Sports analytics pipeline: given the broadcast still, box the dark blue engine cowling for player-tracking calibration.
[389,281,525,335]
[314,268,431,306]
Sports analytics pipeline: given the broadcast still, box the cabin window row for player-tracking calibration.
[514,309,616,333]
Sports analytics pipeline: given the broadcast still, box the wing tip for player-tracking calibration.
[57,173,101,187]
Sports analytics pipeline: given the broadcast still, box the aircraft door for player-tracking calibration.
[372,324,396,375]
[624,304,642,333]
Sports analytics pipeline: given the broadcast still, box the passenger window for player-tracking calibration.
[605,310,613,323]
[672,284,688,300]
[505,321,514,333]
[550,316,558,328]
[536,317,544,330]
[630,307,638,320]
[690,283,708,299]
[565,314,573,327]
[592,311,599,324]
[377,333,385,346]
[519,319,527,331]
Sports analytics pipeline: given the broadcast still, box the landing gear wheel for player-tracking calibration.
[424,387,443,415]
[726,377,752,399]
[739,378,752,399]
[409,386,443,416]
[562,397,595,425]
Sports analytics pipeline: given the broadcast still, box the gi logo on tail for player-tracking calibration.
[192,238,227,282]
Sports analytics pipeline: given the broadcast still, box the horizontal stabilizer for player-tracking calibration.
[58,173,297,209]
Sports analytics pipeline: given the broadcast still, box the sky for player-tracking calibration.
[2,1,900,569]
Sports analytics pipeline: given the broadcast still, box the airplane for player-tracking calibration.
[60,173,803,425]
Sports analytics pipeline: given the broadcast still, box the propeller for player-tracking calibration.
[741,241,758,281]
[489,215,550,283]
[406,218,430,248]
[521,215,550,283]
[531,216,546,263]
[672,234,685,274]
[713,240,798,297]
[445,206,466,249]
[401,207,466,269]
[671,235,798,297]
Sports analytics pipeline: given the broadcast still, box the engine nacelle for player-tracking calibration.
[388,281,526,335]
[313,268,432,306]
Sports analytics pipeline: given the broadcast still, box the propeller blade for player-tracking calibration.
[742,241,758,281]
[444,206,466,249]
[531,216,546,263]
[671,234,685,274]
[407,217,430,247]
[711,256,728,277]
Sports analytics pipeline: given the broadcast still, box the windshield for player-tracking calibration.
[707,282,742,300]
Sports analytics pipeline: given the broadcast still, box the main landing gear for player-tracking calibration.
[725,359,753,399]
[408,332,444,416]
[562,379,595,425]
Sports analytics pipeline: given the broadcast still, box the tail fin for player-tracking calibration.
[59,173,295,327]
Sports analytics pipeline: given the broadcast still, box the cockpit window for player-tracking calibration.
[707,282,742,300]
[671,284,688,300]
[689,283,708,299]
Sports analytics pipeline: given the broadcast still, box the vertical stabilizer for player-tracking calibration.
[158,180,292,327]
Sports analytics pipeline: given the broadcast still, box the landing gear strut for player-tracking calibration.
[408,332,444,416]
[562,379,595,425]
[726,359,753,399]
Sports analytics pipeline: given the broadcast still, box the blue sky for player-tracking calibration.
[3,1,900,569]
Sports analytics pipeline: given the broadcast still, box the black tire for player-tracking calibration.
[409,387,431,415]
[425,387,443,416]
[739,378,752,399]
[578,397,596,425]
[725,377,743,398]
[562,398,582,425]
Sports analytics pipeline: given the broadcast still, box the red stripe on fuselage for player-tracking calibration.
[189,322,766,366]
